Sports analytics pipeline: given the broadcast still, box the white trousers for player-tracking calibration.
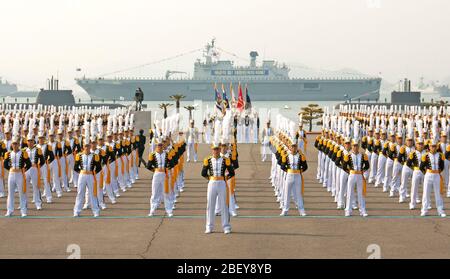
[369,153,378,183]
[375,155,386,187]
[345,173,367,215]
[51,160,63,196]
[421,173,445,215]
[74,173,99,216]
[26,167,42,209]
[410,170,423,208]
[7,172,27,215]
[60,156,69,191]
[186,142,197,162]
[399,165,412,201]
[84,172,105,208]
[206,180,231,231]
[150,172,173,214]
[383,158,394,191]
[282,173,305,213]
[41,164,52,202]
[390,160,402,194]
[338,171,349,208]
[317,151,322,180]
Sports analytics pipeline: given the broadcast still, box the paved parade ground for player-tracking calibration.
[0,135,449,259]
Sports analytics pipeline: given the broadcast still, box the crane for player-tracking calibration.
[165,70,187,80]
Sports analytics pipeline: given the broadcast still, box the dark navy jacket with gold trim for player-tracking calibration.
[201,156,235,180]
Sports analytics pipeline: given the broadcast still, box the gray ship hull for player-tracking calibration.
[76,78,381,101]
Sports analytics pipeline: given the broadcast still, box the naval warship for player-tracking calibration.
[76,39,382,101]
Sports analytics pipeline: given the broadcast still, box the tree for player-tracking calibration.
[170,94,186,113]
[300,104,324,132]
[159,103,173,119]
[184,105,195,120]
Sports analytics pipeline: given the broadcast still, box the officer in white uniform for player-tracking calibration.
[343,139,370,217]
[202,143,235,234]
[185,120,198,162]
[4,135,32,217]
[420,140,446,217]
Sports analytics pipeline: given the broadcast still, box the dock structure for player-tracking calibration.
[0,112,449,258]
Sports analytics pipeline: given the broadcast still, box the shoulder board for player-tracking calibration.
[108,146,113,152]
[383,142,389,148]
[421,154,428,162]
[4,152,9,160]
[409,152,414,159]
[446,145,450,152]
[362,136,367,142]
[94,154,100,162]
[363,154,369,161]
[1,142,5,149]
[65,140,70,146]
[400,146,406,154]
[225,157,231,166]
[148,152,154,161]
[57,142,62,148]
[203,157,210,166]
[101,149,106,156]
[301,154,307,161]
[116,143,121,149]
[37,148,43,156]
[337,150,342,157]
[441,153,445,160]
[135,136,140,142]
[281,155,286,163]
[22,151,29,159]
[344,154,349,162]
[334,146,339,152]
[75,154,81,161]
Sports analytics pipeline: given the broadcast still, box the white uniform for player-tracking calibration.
[345,152,368,217]
[73,153,100,217]
[399,145,414,202]
[5,150,28,216]
[186,127,198,162]
[204,156,231,232]
[409,149,425,209]
[37,143,53,203]
[421,152,446,216]
[149,151,173,215]
[25,146,42,210]
[261,127,272,162]
[281,152,306,215]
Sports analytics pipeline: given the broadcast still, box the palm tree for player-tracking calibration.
[159,103,173,119]
[184,105,196,120]
[300,104,324,132]
[170,94,186,113]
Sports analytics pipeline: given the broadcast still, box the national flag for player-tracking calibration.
[236,82,245,112]
[214,83,222,112]
[221,84,230,109]
[245,84,252,110]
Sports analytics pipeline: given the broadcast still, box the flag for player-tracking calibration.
[236,83,245,112]
[245,84,252,110]
[230,82,236,107]
[222,84,230,109]
[214,83,222,112]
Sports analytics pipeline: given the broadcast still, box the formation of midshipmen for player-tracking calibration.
[268,114,308,216]
[316,104,449,217]
[0,104,146,217]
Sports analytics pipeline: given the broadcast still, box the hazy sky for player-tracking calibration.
[1,0,450,93]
